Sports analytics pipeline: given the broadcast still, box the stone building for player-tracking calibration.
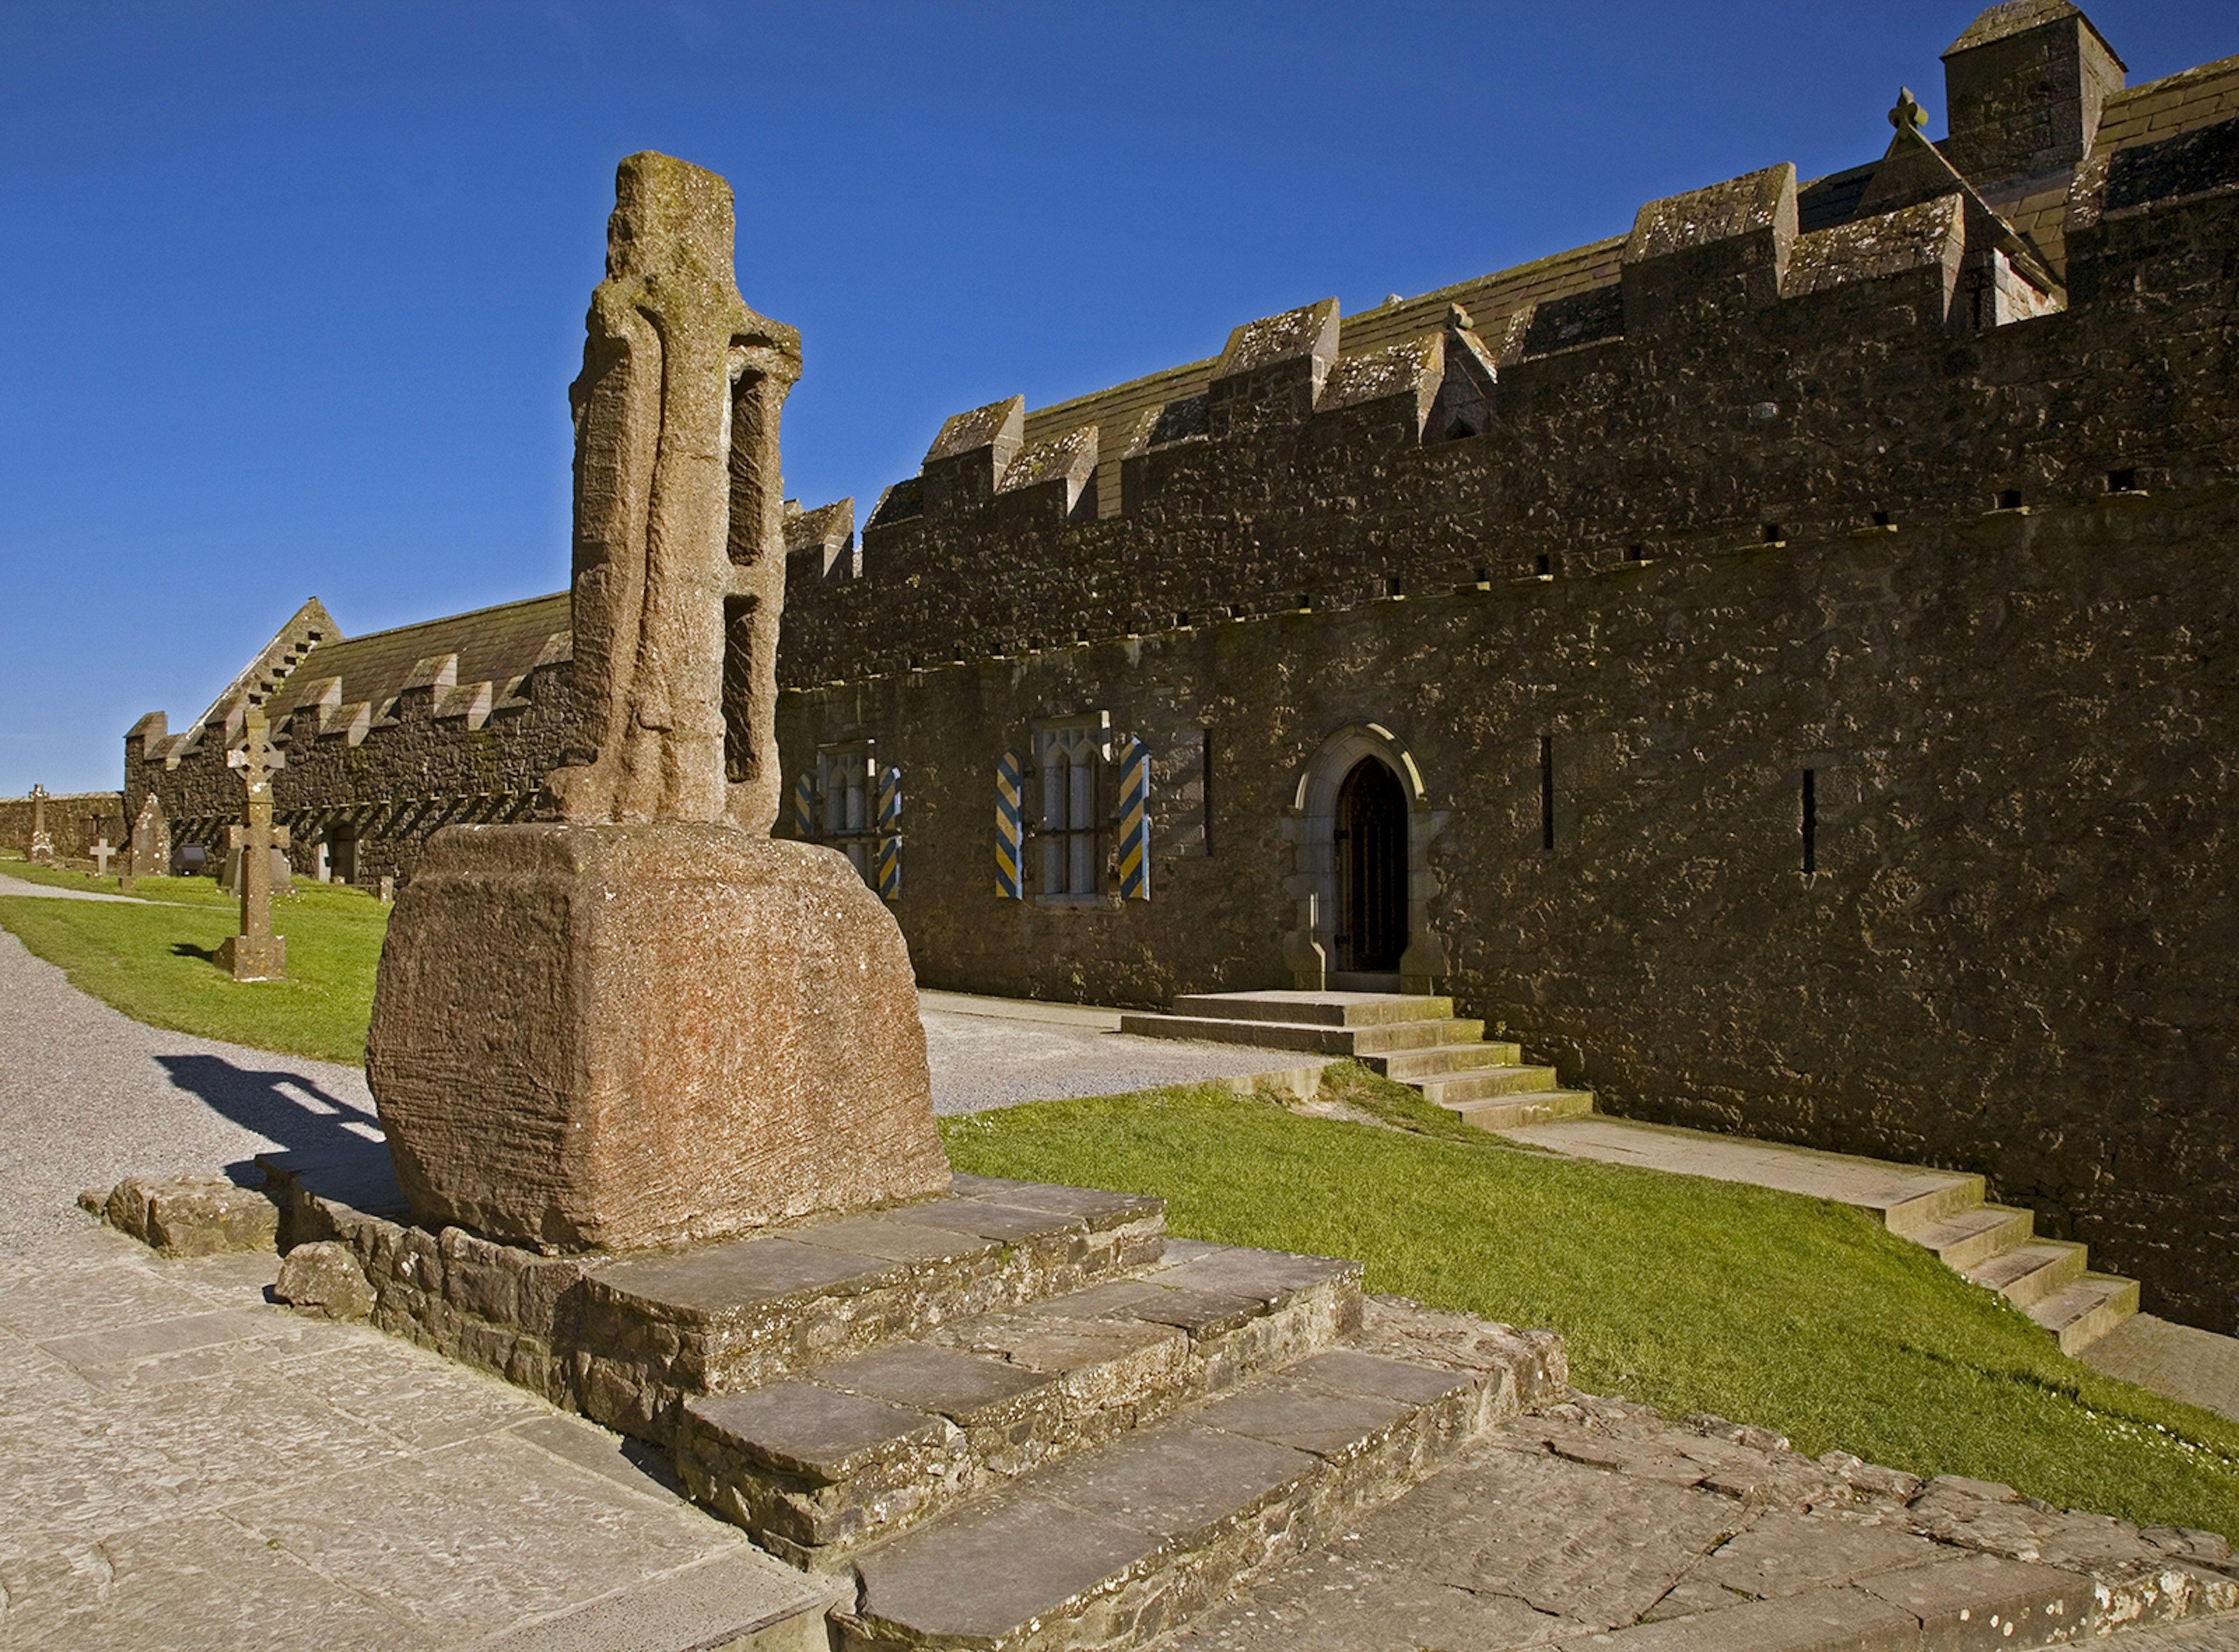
[129,3,2239,1331]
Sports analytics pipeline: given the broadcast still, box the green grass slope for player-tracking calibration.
[943,1076,2239,1540]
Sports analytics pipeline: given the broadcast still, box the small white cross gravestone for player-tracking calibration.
[90,838,115,877]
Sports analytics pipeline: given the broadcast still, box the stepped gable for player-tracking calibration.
[125,596,336,768]
[264,590,571,741]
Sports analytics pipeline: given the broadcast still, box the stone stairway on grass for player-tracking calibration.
[1120,990,1595,1132]
[264,1158,1567,1652]
[1503,1116,2142,1356]
[1121,992,2136,1358]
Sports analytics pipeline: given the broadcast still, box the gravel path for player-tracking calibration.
[0,927,376,1248]
[0,870,156,904]
[0,925,1314,1245]
[921,993,1322,1115]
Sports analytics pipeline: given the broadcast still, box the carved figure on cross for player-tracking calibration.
[229,712,285,798]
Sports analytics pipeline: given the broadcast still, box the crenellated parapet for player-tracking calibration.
[781,40,2239,687]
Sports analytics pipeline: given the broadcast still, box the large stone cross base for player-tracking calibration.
[216,934,286,981]
[366,823,950,1253]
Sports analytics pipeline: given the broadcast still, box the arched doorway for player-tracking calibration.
[1335,758,1408,972]
[1283,722,1450,992]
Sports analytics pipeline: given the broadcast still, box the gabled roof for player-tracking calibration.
[266,591,570,721]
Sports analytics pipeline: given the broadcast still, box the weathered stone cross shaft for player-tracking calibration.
[367,154,948,1253]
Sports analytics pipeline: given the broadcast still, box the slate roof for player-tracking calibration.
[270,591,570,719]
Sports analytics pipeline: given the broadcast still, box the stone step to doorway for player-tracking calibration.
[676,1240,1363,1566]
[1498,1117,2141,1355]
[1123,991,1597,1135]
[1118,1010,1487,1057]
[1442,1089,1599,1131]
[1367,1041,1526,1081]
[1168,990,1455,1028]
[829,1344,1512,1652]
[1412,1063,1565,1105]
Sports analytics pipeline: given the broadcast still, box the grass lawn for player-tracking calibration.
[0,856,387,1064]
[943,1073,2239,1542]
[4,854,2232,1539]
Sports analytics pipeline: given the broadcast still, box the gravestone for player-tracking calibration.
[27,784,52,864]
[129,792,170,880]
[367,153,948,1253]
[220,839,293,897]
[90,838,115,877]
[214,708,287,982]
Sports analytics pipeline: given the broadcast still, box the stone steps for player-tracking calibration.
[830,1345,1503,1652]
[1443,1089,1600,1131]
[1497,1118,2142,1355]
[1367,1040,1525,1080]
[2033,1274,2145,1357]
[675,1239,1363,1566]
[1121,990,1596,1133]
[1965,1238,2087,1310]
[1415,1064,1564,1104]
[268,1151,1570,1651]
[1910,1203,2036,1271]
[1169,990,1455,1027]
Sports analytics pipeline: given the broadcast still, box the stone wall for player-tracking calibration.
[125,603,573,888]
[0,792,126,863]
[774,140,2239,1332]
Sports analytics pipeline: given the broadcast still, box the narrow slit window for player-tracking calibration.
[1802,768,1817,874]
[1540,737,1556,852]
[1202,732,1215,857]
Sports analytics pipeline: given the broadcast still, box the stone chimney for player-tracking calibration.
[1940,1,2125,184]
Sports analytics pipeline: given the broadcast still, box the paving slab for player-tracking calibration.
[1498,1115,1974,1219]
[2083,1314,2239,1424]
[921,994,1330,1114]
[0,1226,833,1650]
[1153,1396,2239,1651]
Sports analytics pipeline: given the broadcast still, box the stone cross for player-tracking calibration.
[90,838,115,877]
[215,708,287,982]
[1889,87,1929,133]
[542,152,803,832]
[27,783,52,864]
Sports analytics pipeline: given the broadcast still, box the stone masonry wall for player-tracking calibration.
[0,793,126,863]
[124,659,572,887]
[777,153,2239,1331]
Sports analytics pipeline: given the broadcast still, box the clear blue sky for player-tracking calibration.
[2,1,2228,795]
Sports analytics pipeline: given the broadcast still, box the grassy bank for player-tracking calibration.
[943,1075,2239,1541]
[0,858,386,1063]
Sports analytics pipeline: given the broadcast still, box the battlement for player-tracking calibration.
[775,19,2239,688]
